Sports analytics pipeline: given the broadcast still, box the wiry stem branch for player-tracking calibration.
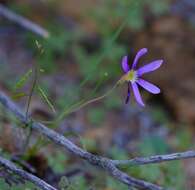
[0,91,163,190]
[0,156,56,190]
[112,150,195,166]
[0,4,49,38]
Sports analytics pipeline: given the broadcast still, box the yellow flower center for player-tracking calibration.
[123,70,137,83]
[118,70,138,84]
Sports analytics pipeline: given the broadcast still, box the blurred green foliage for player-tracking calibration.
[133,136,185,190]
[106,177,129,190]
[47,150,68,173]
[109,146,129,160]
[174,127,193,150]
[87,107,106,125]
[150,106,170,124]
[107,135,186,190]
[104,92,122,109]
[59,176,87,190]
[89,0,169,34]
[79,137,97,152]
[139,136,169,155]
[0,179,39,190]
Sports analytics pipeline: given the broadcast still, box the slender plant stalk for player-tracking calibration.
[56,80,120,122]
[64,81,119,115]
[25,66,38,119]
[22,63,39,152]
[55,74,108,123]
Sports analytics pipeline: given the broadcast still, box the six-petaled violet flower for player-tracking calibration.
[120,48,163,107]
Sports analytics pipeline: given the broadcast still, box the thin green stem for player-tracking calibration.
[79,18,128,88]
[23,49,40,152]
[22,65,38,153]
[61,80,120,116]
[56,73,108,123]
[56,99,85,122]
[25,65,38,119]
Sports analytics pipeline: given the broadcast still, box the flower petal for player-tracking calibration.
[132,48,148,69]
[125,83,130,104]
[137,79,160,94]
[137,60,163,76]
[121,56,129,73]
[131,82,145,107]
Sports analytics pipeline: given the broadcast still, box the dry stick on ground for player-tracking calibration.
[0,92,163,190]
[112,150,195,166]
[0,4,49,38]
[0,156,57,190]
[2,92,195,189]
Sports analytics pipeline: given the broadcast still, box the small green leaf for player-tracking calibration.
[14,69,32,90]
[35,40,44,54]
[39,68,45,73]
[35,40,42,49]
[37,85,56,113]
[58,176,70,190]
[12,92,27,100]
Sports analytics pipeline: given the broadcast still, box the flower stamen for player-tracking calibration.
[124,70,137,83]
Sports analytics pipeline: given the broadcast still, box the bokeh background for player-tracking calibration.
[0,0,195,189]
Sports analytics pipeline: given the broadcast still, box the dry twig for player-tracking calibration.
[0,156,56,190]
[2,91,195,188]
[112,150,195,166]
[0,91,162,190]
[1,91,195,189]
[0,4,49,38]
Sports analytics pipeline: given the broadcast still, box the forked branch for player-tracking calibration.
[1,91,195,189]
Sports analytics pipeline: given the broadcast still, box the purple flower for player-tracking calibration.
[120,48,163,107]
